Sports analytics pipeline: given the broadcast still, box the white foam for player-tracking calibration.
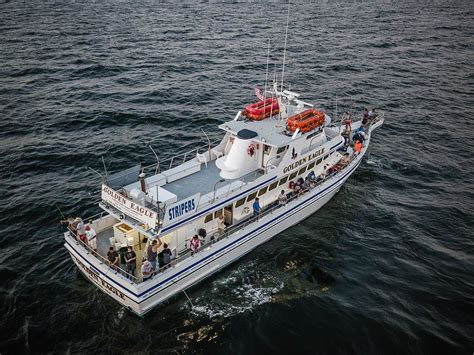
[181,261,285,319]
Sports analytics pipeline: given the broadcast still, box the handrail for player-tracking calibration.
[70,117,382,284]
[67,227,140,283]
[77,210,108,224]
[145,146,366,280]
[70,142,357,285]
[141,138,222,173]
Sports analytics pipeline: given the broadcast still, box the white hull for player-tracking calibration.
[65,146,365,316]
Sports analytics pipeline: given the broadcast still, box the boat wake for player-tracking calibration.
[182,261,284,319]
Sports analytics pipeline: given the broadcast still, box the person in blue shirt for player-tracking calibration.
[253,198,261,218]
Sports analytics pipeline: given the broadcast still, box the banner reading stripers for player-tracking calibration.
[163,193,200,226]
[101,184,157,228]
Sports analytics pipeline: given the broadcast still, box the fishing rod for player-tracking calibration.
[55,203,68,225]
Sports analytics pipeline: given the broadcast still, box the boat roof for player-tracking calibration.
[219,117,293,148]
[163,160,263,202]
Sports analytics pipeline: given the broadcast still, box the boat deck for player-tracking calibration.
[219,116,290,147]
[163,160,264,202]
[96,227,114,256]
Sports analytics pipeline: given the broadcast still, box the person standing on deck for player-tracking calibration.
[147,239,161,271]
[107,247,119,271]
[344,112,352,131]
[278,190,288,205]
[118,244,128,275]
[217,214,225,237]
[141,261,153,281]
[162,243,172,269]
[125,246,137,279]
[189,235,201,255]
[76,218,87,243]
[354,140,363,155]
[362,108,369,126]
[85,225,97,252]
[253,198,261,218]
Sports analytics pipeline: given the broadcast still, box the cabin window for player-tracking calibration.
[235,197,246,208]
[307,162,315,170]
[277,146,288,154]
[323,154,329,160]
[247,191,258,202]
[279,176,289,185]
[316,158,322,165]
[204,213,213,223]
[214,209,223,218]
[269,181,279,191]
[306,131,319,140]
[263,145,272,155]
[258,186,268,196]
[298,166,307,175]
[289,171,298,180]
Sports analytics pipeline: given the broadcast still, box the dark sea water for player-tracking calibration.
[1,1,473,354]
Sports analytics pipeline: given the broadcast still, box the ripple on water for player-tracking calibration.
[0,1,473,353]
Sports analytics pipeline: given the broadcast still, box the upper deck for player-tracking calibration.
[98,88,343,237]
[219,106,330,148]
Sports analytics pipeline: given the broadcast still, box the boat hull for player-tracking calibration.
[65,155,359,316]
[64,119,383,316]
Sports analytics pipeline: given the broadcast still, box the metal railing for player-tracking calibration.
[141,138,222,174]
[69,115,383,284]
[69,144,355,285]
[67,227,141,283]
[145,148,365,280]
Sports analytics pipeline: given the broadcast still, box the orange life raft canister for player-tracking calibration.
[242,98,279,121]
[287,109,325,133]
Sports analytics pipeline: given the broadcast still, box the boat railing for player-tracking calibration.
[66,227,141,283]
[146,153,362,280]
[71,119,380,283]
[101,137,222,192]
[68,145,354,285]
[141,138,222,175]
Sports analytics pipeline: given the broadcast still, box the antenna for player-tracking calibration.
[271,63,277,118]
[263,38,270,115]
[280,1,290,92]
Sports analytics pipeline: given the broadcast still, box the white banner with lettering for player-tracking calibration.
[163,193,200,226]
[101,184,157,229]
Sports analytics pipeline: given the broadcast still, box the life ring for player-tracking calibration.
[247,144,256,156]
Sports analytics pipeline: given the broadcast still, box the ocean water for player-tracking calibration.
[0,1,473,354]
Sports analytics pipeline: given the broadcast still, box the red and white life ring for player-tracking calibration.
[247,144,256,156]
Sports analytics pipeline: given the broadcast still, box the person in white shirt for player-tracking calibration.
[85,225,97,251]
[141,261,153,281]
[76,218,86,243]
[278,190,288,205]
[217,214,225,236]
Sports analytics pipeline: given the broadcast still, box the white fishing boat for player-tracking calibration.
[63,77,384,316]
[62,9,384,314]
